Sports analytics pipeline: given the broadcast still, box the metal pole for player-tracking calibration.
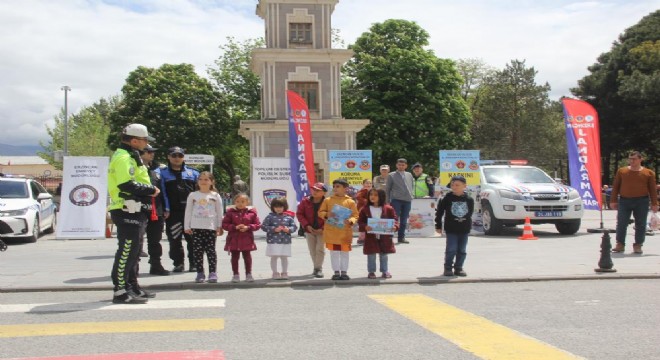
[61,86,71,156]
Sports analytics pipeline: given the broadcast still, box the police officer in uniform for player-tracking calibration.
[161,146,199,272]
[411,162,434,198]
[108,124,160,304]
[139,145,170,276]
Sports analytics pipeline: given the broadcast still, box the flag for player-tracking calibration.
[287,90,316,202]
[561,98,602,210]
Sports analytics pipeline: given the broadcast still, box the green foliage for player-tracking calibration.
[39,97,115,169]
[208,37,263,121]
[471,60,565,165]
[207,37,265,188]
[342,19,471,175]
[572,10,660,178]
[108,63,239,190]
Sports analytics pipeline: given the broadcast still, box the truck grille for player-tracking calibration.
[531,193,563,200]
[525,205,568,212]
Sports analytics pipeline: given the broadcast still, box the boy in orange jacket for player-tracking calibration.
[319,178,358,280]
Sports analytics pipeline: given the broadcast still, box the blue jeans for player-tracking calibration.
[445,232,469,270]
[616,196,650,245]
[390,199,412,241]
[367,253,389,273]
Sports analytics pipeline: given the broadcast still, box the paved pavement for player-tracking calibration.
[0,209,658,292]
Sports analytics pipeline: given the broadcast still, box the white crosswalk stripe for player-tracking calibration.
[0,299,225,313]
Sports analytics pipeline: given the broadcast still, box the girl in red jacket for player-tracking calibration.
[222,193,261,282]
[358,188,398,279]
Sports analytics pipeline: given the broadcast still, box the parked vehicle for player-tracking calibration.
[0,175,57,242]
[478,162,583,235]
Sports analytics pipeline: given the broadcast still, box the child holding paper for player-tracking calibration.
[358,188,398,279]
[319,178,358,280]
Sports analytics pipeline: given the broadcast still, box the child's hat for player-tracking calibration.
[311,182,328,192]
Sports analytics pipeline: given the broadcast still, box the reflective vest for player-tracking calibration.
[413,173,430,198]
[108,147,151,211]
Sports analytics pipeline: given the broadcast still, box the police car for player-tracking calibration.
[0,175,57,242]
[478,161,583,235]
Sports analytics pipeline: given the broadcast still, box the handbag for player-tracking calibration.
[650,212,659,231]
[298,223,306,237]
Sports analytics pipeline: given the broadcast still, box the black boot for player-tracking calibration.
[149,260,171,276]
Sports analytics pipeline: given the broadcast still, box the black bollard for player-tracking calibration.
[595,231,616,273]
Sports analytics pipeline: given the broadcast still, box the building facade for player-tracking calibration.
[239,0,368,184]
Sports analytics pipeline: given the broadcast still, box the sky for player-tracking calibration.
[1,0,658,147]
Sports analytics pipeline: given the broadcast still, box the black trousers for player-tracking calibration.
[110,210,146,292]
[146,217,165,263]
[165,210,194,267]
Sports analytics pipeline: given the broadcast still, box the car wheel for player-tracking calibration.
[482,203,503,235]
[27,216,40,243]
[44,212,56,234]
[556,219,581,235]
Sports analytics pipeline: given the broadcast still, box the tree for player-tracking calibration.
[455,58,496,111]
[39,97,116,169]
[572,10,660,181]
[109,63,237,189]
[207,37,264,189]
[470,60,565,168]
[342,19,471,175]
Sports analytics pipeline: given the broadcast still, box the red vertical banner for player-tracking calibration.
[561,98,602,210]
[287,90,316,202]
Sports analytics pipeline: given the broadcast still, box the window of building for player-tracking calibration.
[289,82,318,111]
[289,23,312,44]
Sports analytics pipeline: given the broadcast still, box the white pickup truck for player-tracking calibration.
[478,164,583,235]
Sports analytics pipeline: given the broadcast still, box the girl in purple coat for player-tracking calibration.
[358,188,398,279]
[222,193,261,283]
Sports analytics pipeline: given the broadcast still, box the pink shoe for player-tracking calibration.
[280,272,289,280]
[272,272,280,280]
[382,272,392,279]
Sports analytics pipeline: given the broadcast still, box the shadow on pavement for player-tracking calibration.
[64,276,110,284]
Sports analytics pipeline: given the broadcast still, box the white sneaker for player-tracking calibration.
[245,274,254,282]
[231,274,240,283]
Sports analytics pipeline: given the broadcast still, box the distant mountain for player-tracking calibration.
[0,143,44,156]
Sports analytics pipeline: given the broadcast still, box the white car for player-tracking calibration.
[0,176,57,242]
[478,164,583,235]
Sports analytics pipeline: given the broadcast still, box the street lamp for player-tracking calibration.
[61,86,71,156]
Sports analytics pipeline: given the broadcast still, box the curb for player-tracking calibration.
[2,273,659,293]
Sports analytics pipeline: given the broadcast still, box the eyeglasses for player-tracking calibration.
[169,154,184,158]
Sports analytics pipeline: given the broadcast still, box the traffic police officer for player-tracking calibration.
[108,124,160,304]
[411,163,434,198]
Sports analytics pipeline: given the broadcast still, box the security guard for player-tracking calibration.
[411,163,434,198]
[108,124,160,304]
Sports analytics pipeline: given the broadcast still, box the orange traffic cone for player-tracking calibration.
[518,217,538,240]
[105,225,112,238]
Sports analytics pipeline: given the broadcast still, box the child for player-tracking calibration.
[319,178,359,280]
[355,179,373,245]
[296,182,328,278]
[358,188,398,279]
[184,171,224,283]
[435,175,474,277]
[222,193,261,282]
[260,197,298,280]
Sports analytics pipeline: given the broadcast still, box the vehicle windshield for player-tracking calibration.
[484,167,555,184]
[0,181,29,199]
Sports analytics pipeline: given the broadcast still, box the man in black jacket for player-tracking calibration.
[140,145,170,276]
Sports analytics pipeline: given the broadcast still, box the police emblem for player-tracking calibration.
[69,185,99,207]
[263,189,287,208]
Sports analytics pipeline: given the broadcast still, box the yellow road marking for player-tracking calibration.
[0,318,224,338]
[369,294,583,360]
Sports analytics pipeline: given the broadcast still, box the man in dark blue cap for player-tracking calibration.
[160,146,199,272]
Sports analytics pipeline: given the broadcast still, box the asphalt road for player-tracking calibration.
[1,279,659,360]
